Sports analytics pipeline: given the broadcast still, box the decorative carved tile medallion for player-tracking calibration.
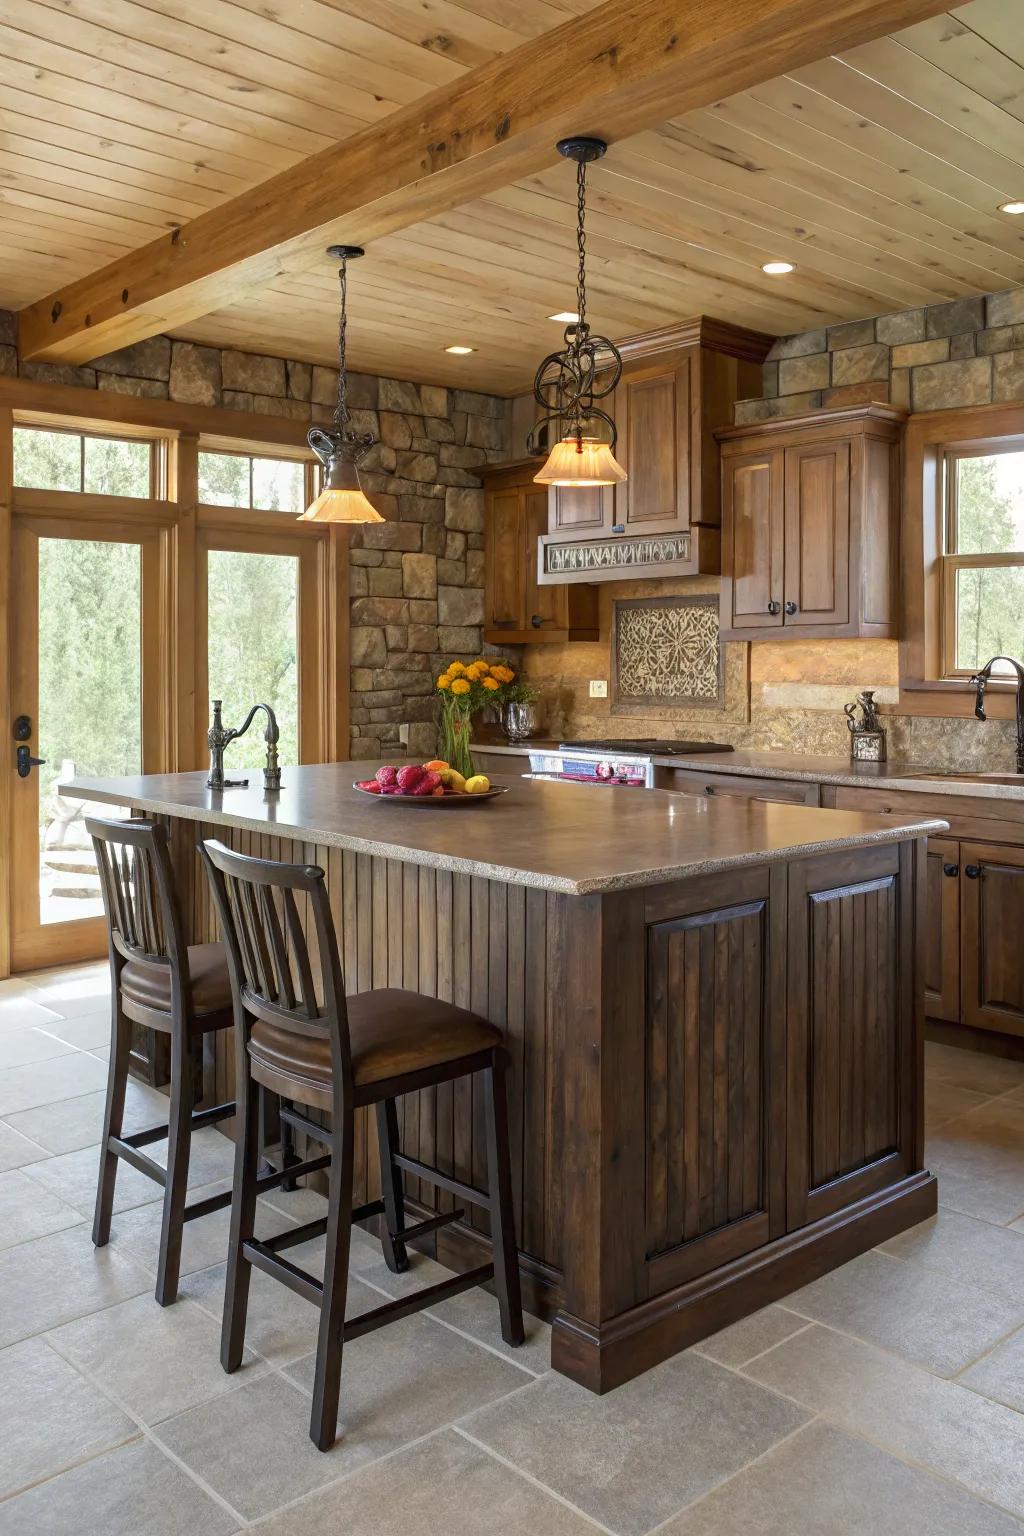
[543,532,690,576]
[612,595,724,710]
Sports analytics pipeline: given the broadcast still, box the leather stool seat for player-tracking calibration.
[121,941,233,1025]
[249,988,501,1106]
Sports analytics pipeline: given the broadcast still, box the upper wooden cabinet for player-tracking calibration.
[718,405,905,641]
[537,319,769,586]
[482,461,598,645]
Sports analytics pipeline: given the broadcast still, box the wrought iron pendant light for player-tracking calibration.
[529,138,626,488]
[300,245,383,523]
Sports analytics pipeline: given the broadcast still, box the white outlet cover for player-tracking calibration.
[589,679,608,698]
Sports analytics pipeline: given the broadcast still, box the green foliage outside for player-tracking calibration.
[207,549,299,771]
[955,455,1024,672]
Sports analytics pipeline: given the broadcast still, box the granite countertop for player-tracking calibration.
[474,741,1024,801]
[63,763,946,896]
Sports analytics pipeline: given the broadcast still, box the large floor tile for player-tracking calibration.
[107,1183,298,1279]
[47,1291,266,1425]
[0,1051,108,1116]
[661,1417,1024,1536]
[37,1008,113,1051]
[21,964,112,1020]
[0,993,63,1029]
[0,1026,75,1069]
[0,1336,137,1501]
[784,1248,1024,1375]
[745,1323,1024,1521]
[926,1079,994,1131]
[347,1225,552,1374]
[254,1427,601,1536]
[462,1349,809,1536]
[0,1225,153,1347]
[0,1167,84,1248]
[694,1305,811,1369]
[24,1141,163,1217]
[0,1118,48,1171]
[880,1209,1024,1303]
[925,1043,1024,1097]
[927,1097,1024,1226]
[2,1078,168,1155]
[961,1325,1024,1414]
[0,1436,239,1536]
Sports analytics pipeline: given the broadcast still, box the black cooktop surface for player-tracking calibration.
[560,739,734,756]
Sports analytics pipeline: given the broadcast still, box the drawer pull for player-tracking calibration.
[942,862,959,877]
[767,599,781,616]
[704,784,715,796]
[965,864,982,879]
[785,600,798,616]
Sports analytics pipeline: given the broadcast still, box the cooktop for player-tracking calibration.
[559,739,734,756]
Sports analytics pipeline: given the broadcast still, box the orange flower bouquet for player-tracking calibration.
[435,658,520,779]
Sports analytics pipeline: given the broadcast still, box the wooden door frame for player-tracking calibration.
[0,396,350,977]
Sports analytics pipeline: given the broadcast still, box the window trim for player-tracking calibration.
[12,422,163,499]
[195,442,317,518]
[939,442,1024,680]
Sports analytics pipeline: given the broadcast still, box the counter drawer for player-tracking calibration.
[661,766,819,806]
[829,785,1023,842]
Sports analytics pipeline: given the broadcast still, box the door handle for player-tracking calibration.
[964,864,982,879]
[16,745,46,778]
[767,599,781,616]
[785,600,798,615]
[942,862,960,877]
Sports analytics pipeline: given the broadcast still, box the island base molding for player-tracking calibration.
[550,1169,938,1393]
[149,812,931,1395]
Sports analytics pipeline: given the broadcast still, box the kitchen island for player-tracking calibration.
[67,763,946,1391]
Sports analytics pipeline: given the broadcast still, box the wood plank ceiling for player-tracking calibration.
[2,0,1024,393]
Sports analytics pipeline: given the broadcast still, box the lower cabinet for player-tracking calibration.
[961,841,1024,1038]
[924,835,961,1024]
[660,766,820,805]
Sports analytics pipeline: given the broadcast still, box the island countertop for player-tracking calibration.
[63,762,948,895]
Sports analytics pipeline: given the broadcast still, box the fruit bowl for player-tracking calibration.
[353,783,509,807]
[353,761,509,806]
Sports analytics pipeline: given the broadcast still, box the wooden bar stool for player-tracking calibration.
[88,818,311,1304]
[201,838,525,1451]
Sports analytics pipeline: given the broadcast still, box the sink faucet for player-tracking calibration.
[969,656,1024,774]
[207,700,282,791]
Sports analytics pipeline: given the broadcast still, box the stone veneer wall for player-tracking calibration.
[737,286,1024,422]
[0,310,512,762]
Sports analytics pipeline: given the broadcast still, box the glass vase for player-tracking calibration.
[439,706,475,780]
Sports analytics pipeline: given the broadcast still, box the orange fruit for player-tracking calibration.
[423,759,449,773]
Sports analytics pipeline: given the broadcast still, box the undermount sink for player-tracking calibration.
[906,771,1024,784]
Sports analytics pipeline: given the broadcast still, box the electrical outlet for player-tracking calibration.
[589,679,608,699]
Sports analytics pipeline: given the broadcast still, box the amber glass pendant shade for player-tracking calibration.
[299,454,383,522]
[533,435,627,487]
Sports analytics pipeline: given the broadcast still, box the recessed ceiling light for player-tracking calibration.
[762,261,795,275]
[999,200,1024,215]
[444,344,475,354]
[548,310,580,323]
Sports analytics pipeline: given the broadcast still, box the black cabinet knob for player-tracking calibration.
[943,862,959,877]
[767,600,781,616]
[785,600,798,616]
[965,864,982,879]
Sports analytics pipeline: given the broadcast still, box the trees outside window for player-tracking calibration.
[943,450,1024,677]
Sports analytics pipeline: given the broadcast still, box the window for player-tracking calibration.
[205,547,299,770]
[198,449,308,513]
[13,427,154,497]
[942,447,1024,678]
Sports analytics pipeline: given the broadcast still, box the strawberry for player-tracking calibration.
[355,779,381,794]
[396,763,424,791]
[375,764,398,786]
[419,770,441,791]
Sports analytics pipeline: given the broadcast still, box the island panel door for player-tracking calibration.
[786,842,917,1230]
[644,866,786,1293]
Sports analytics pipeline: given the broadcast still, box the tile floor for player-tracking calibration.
[1,963,1024,1534]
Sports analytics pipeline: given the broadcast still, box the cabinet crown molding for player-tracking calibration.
[717,401,907,446]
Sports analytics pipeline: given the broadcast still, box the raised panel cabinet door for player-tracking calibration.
[549,482,610,532]
[724,449,784,629]
[613,353,692,531]
[523,485,567,633]
[484,485,526,634]
[786,842,916,1230]
[783,441,851,627]
[643,865,787,1295]
[961,841,1024,1038]
[924,836,961,1025]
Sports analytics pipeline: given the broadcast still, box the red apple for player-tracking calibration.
[375,764,398,786]
[396,763,425,791]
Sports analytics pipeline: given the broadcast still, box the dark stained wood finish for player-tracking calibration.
[660,767,820,807]
[147,805,932,1393]
[961,841,1024,1040]
[482,461,598,645]
[719,405,903,641]
[924,835,961,1025]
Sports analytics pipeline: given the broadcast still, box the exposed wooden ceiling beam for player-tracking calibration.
[18,0,952,364]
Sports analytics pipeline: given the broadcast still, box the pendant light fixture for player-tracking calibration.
[300,244,383,523]
[529,138,625,488]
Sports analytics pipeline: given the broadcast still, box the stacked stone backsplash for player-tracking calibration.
[736,287,1024,422]
[0,310,513,761]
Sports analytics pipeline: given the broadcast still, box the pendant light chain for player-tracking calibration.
[335,257,350,431]
[575,159,588,341]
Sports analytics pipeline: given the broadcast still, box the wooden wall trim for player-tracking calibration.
[0,408,12,978]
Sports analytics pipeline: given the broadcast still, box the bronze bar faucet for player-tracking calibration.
[969,656,1024,774]
[207,700,282,791]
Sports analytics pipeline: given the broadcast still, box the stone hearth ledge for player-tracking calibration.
[64,764,947,896]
